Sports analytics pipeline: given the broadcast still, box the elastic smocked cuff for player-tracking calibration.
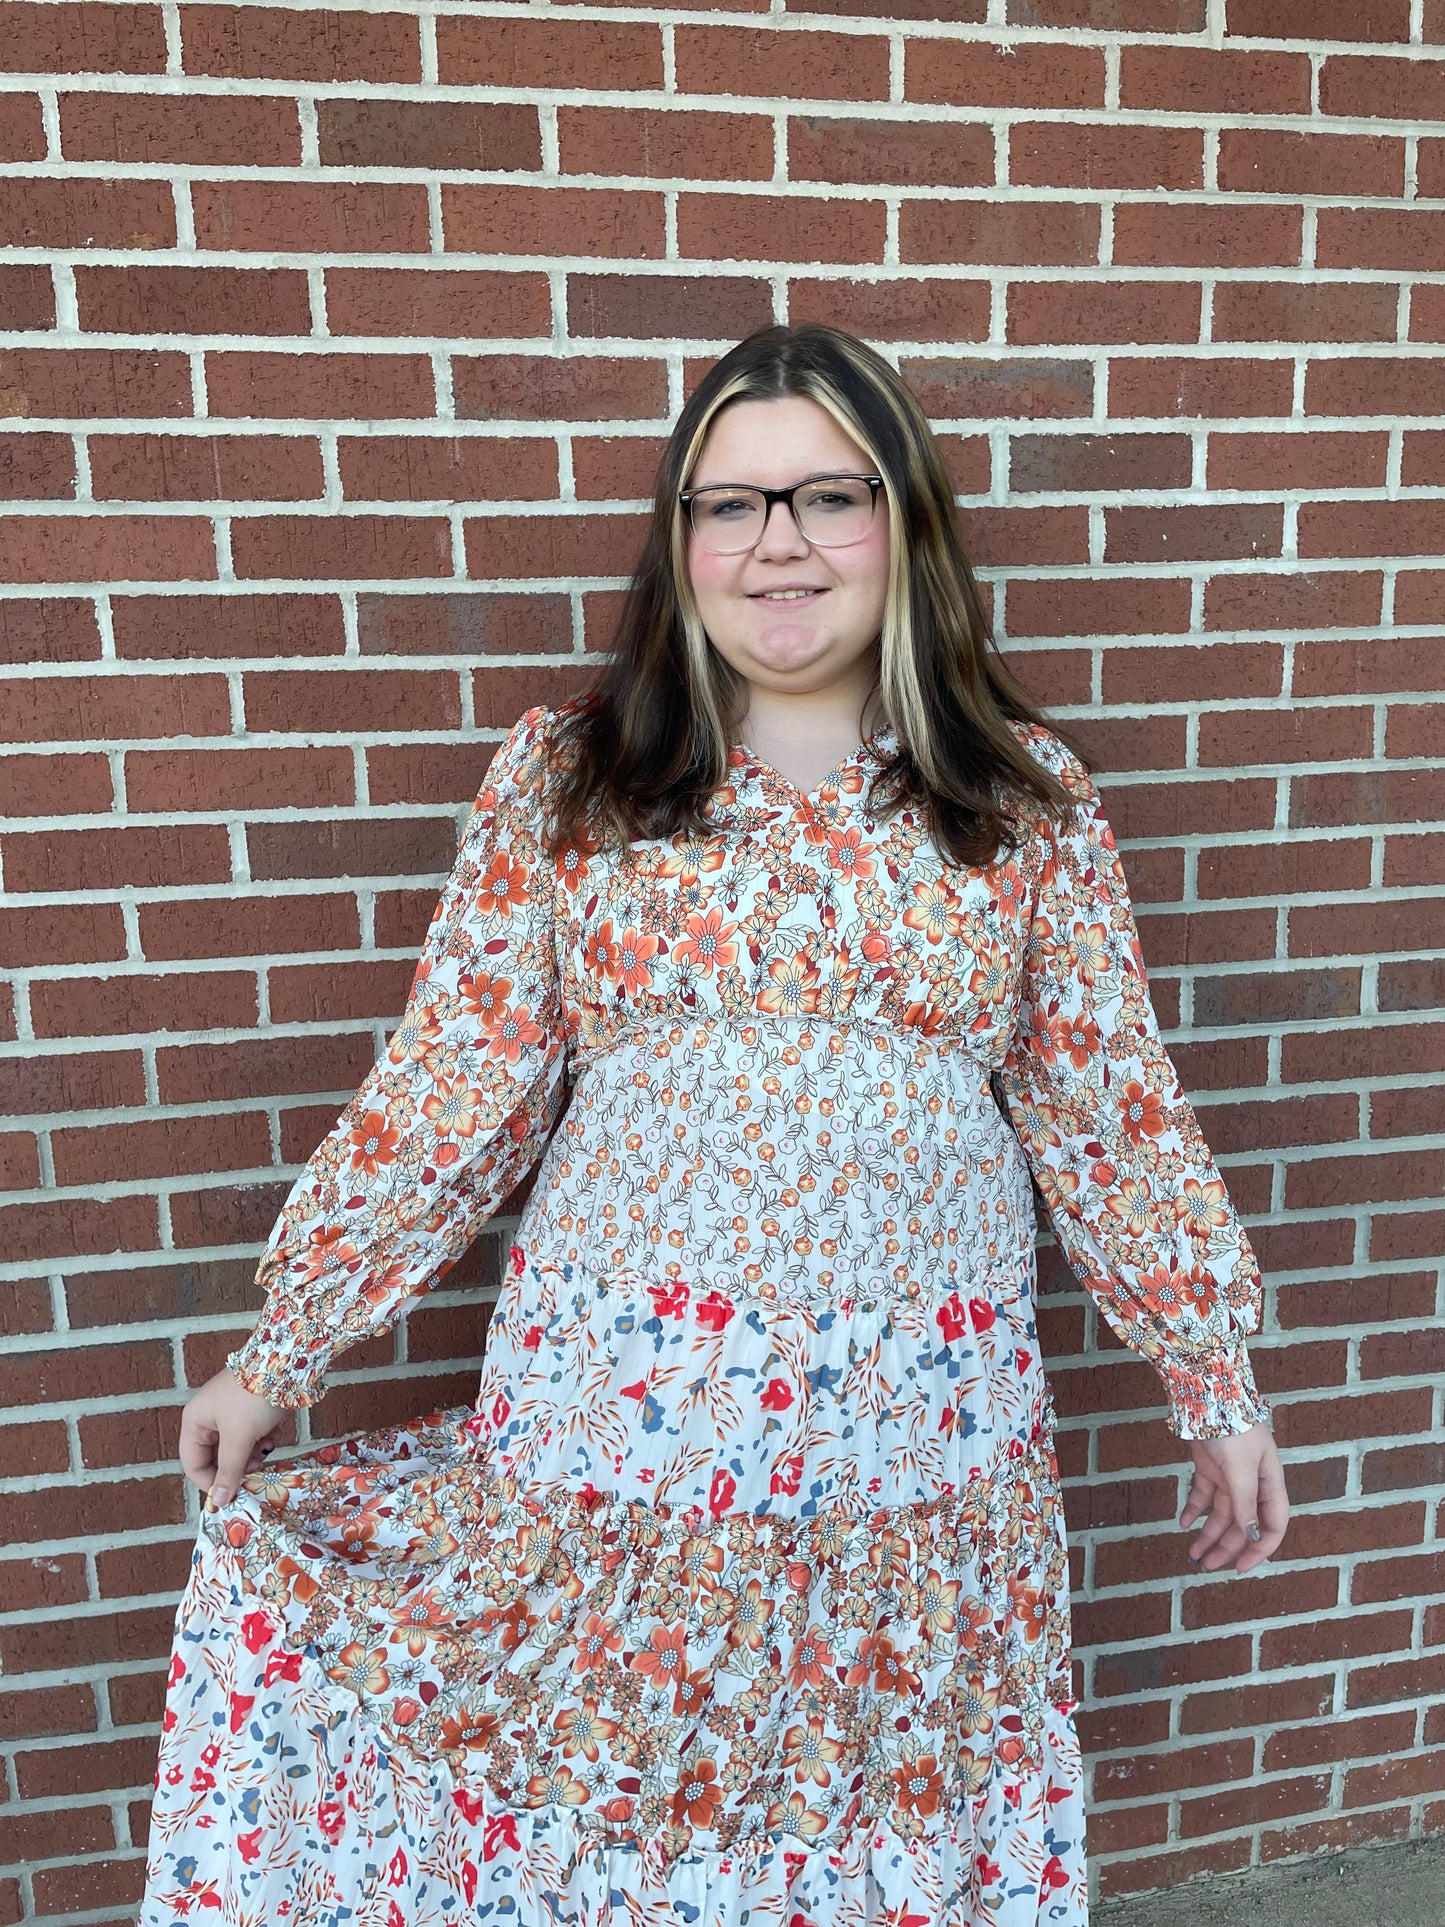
[1158,1339,1272,1442]
[225,1340,322,1411]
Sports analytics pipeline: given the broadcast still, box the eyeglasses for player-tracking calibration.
[679,473,885,555]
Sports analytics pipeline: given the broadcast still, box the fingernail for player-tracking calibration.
[1246,1521,1262,1542]
[1187,1553,1200,1565]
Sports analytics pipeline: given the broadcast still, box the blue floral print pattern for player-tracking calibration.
[140,699,1270,1926]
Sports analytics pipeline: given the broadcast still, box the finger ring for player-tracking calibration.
[1246,1520,1262,1542]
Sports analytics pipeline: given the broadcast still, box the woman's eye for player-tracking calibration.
[704,498,750,518]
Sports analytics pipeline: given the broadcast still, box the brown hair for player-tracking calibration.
[544,321,1090,869]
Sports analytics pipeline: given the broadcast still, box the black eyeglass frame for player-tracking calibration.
[678,473,887,548]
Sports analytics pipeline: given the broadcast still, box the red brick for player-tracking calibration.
[0,1194,158,1263]
[324,268,551,340]
[0,4,167,73]
[559,106,773,182]
[268,958,413,1025]
[0,1336,171,1410]
[30,968,258,1041]
[1105,502,1282,565]
[1214,282,1397,346]
[898,355,1093,423]
[454,354,667,423]
[75,263,310,336]
[112,591,344,660]
[1294,635,1441,697]
[366,740,502,807]
[1320,52,1445,120]
[338,433,558,504]
[573,433,668,501]
[901,200,1100,268]
[0,346,190,420]
[57,1108,269,1187]
[1309,357,1445,421]
[1412,283,1445,341]
[907,38,1102,107]
[89,432,325,502]
[1014,121,1201,192]
[0,748,112,817]
[1397,570,1445,624]
[1011,432,1192,495]
[1230,0,1410,32]
[139,892,360,964]
[16,1733,163,1800]
[0,92,45,161]
[60,87,301,164]
[1,822,231,893]
[246,812,454,882]
[0,1807,114,1867]
[788,276,991,344]
[1113,202,1303,269]
[8,670,230,745]
[0,1551,87,1616]
[0,598,99,665]
[243,666,461,733]
[181,4,420,81]
[437,15,662,88]
[464,512,650,581]
[1300,499,1445,559]
[229,514,452,581]
[1110,356,1296,420]
[153,1030,373,1105]
[0,1416,66,1476]
[192,180,429,254]
[170,1178,290,1249]
[0,515,215,586]
[95,1534,194,1597]
[442,185,665,260]
[567,273,773,342]
[0,262,56,330]
[1008,574,1192,639]
[0,1602,176,1674]
[64,1256,260,1328]
[0,432,74,500]
[0,1683,98,1744]
[1008,281,1200,347]
[678,193,881,267]
[790,115,993,188]
[127,743,353,812]
[1197,833,1369,898]
[1220,126,1405,198]
[0,177,174,250]
[317,97,538,171]
[1318,207,1445,273]
[679,25,889,100]
[207,351,434,421]
[1209,431,1394,493]
[355,590,571,660]
[1204,568,1382,634]
[1202,705,1371,770]
[0,902,127,970]
[963,504,1088,569]
[1121,44,1310,114]
[1006,0,1202,18]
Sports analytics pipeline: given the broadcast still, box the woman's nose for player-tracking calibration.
[752,496,811,560]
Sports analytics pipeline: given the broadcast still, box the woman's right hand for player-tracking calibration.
[178,1367,289,1508]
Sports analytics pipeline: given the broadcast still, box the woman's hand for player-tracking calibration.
[1180,1421,1290,1576]
[178,1368,289,1509]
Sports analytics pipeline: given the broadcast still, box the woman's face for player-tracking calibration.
[681,394,890,709]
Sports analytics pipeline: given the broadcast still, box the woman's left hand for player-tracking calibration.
[1180,1421,1290,1575]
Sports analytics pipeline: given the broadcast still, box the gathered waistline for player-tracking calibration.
[570,1006,1001,1075]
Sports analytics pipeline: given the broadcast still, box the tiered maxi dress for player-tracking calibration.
[139,699,1272,1927]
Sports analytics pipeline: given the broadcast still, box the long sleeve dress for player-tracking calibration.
[139,698,1272,1927]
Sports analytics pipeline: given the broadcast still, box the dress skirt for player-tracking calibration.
[139,1244,1089,1926]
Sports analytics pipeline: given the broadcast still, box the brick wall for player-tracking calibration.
[2,1,1443,1919]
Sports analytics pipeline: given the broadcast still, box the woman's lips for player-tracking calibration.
[748,589,827,602]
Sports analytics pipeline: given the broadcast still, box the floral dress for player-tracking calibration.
[139,699,1271,1927]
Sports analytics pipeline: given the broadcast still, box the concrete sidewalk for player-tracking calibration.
[1094,1836,1445,1927]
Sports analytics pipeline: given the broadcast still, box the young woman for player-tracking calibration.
[141,322,1290,1926]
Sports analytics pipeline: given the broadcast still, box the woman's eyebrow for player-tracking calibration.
[686,469,863,488]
